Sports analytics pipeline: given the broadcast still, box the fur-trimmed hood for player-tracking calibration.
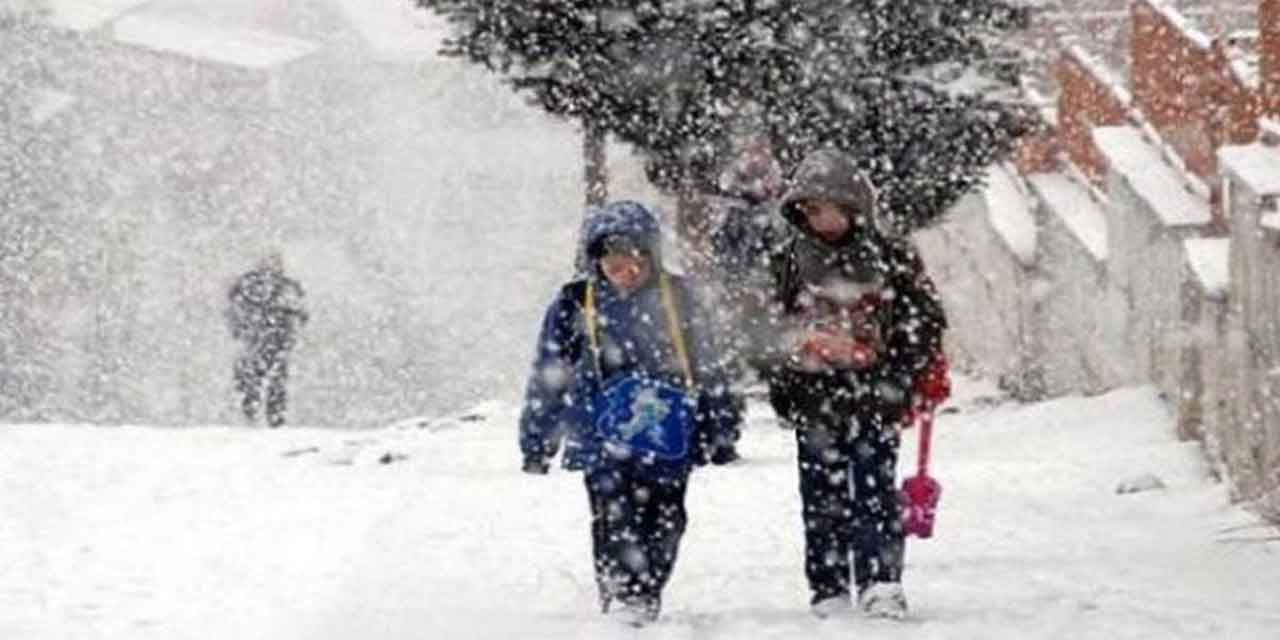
[581,200,662,266]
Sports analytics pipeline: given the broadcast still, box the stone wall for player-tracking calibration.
[915,168,1040,398]
[1025,172,1130,395]
[1217,145,1280,509]
[934,1,1280,522]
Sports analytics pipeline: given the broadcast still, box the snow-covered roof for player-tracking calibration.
[43,0,150,32]
[1182,237,1230,300]
[1218,144,1280,198]
[1092,126,1212,227]
[1027,173,1109,262]
[983,165,1038,266]
[333,0,447,62]
[112,15,319,70]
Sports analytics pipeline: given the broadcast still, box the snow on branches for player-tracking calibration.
[417,0,1039,231]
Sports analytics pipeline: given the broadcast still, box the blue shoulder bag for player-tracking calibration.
[584,273,698,463]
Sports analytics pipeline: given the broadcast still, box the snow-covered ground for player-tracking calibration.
[3,378,1278,639]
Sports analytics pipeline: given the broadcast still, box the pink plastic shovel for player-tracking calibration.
[901,410,941,539]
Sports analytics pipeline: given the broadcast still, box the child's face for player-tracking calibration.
[798,199,853,243]
[600,249,652,293]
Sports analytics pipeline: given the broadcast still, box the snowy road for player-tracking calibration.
[3,379,1279,639]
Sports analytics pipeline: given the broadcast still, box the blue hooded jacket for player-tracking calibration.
[518,201,740,472]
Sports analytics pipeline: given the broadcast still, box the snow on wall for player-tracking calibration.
[1183,238,1231,300]
[1222,30,1262,90]
[924,152,1263,483]
[1177,249,1232,452]
[1066,43,1133,107]
[1261,118,1280,143]
[1093,126,1211,227]
[1023,171,1130,395]
[1147,0,1215,50]
[1027,172,1109,262]
[956,130,1220,408]
[920,164,1140,400]
[1104,165,1206,402]
[1218,144,1280,198]
[915,190,1037,396]
[982,165,1038,266]
[1134,120,1213,201]
[1215,169,1280,502]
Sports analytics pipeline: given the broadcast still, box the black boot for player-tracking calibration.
[710,446,741,465]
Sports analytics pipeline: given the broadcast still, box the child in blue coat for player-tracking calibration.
[519,200,739,627]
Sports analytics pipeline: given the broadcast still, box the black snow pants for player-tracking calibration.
[793,410,904,604]
[584,465,690,615]
[234,345,290,427]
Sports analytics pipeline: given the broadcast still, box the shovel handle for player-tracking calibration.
[916,410,933,475]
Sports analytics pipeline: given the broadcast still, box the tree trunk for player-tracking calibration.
[574,122,609,273]
[583,122,608,207]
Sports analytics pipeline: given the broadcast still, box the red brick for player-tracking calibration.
[1130,0,1259,181]
[1055,50,1130,184]
[1263,0,1280,114]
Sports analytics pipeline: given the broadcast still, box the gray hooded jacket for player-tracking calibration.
[765,149,947,423]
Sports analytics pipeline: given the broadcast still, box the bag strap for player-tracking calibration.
[658,272,695,389]
[583,274,694,390]
[584,281,602,378]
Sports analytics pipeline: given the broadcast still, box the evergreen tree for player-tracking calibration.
[417,0,1038,231]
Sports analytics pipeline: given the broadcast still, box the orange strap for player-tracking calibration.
[584,274,694,389]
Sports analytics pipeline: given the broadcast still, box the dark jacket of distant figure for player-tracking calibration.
[226,264,309,354]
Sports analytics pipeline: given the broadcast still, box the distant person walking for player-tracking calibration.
[226,253,308,427]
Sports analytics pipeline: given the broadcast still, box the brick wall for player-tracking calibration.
[1263,0,1280,114]
[1054,48,1132,183]
[1130,0,1260,180]
[1013,129,1059,175]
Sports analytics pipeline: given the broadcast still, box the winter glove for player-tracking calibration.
[919,352,951,404]
[902,351,950,428]
[799,330,878,370]
[522,456,550,475]
[709,445,741,466]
